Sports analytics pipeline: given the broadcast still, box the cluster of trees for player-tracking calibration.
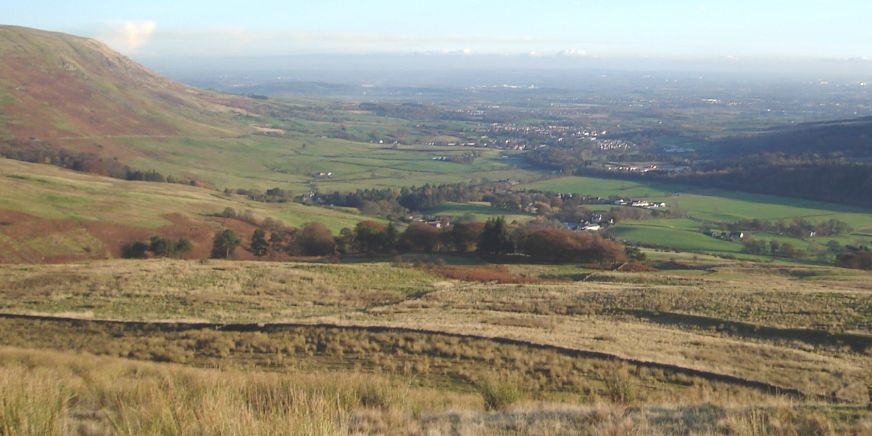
[445,151,481,163]
[206,215,870,271]
[209,215,627,265]
[524,140,872,208]
[122,236,193,259]
[675,159,872,208]
[489,191,569,213]
[334,217,626,264]
[224,187,295,203]
[836,246,872,270]
[514,224,627,263]
[237,178,677,229]
[210,221,337,259]
[742,238,804,259]
[524,145,590,175]
[216,207,259,225]
[333,219,487,256]
[312,188,407,217]
[489,191,681,222]
[398,183,490,211]
[211,230,241,258]
[0,143,194,185]
[310,182,490,214]
[711,218,852,238]
[358,102,444,122]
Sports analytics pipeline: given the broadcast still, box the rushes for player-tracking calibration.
[0,347,414,435]
[0,366,71,436]
[476,374,522,411]
[1,347,870,435]
[603,365,635,404]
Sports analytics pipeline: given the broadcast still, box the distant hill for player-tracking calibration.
[665,116,872,207]
[0,25,257,166]
[719,116,872,159]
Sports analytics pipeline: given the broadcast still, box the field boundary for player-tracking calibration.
[0,312,854,404]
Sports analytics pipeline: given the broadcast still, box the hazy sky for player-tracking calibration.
[2,0,871,60]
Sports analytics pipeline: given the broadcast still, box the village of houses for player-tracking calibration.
[430,196,669,232]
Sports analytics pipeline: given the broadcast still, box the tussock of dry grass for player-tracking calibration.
[0,260,437,321]
[0,317,779,407]
[0,346,481,435]
[1,259,871,404]
[1,258,871,433]
[2,347,870,435]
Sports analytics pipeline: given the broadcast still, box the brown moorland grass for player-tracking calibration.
[0,316,780,406]
[0,258,870,411]
[1,346,871,435]
[424,263,544,284]
[0,346,479,435]
[0,260,437,321]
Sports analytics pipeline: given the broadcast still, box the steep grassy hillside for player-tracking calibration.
[0,26,534,192]
[0,158,369,263]
[0,26,255,154]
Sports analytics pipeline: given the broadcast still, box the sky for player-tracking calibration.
[2,0,871,60]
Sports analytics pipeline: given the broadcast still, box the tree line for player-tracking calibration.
[741,238,805,259]
[208,216,627,265]
[223,187,295,203]
[0,143,134,178]
[122,236,193,259]
[525,145,872,208]
[708,218,852,238]
[1,142,198,185]
[836,246,872,270]
[295,181,679,229]
[307,182,490,214]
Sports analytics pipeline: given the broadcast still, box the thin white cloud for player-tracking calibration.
[98,21,157,53]
[132,28,557,56]
[557,48,588,58]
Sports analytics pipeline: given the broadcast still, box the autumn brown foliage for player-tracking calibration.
[517,226,627,264]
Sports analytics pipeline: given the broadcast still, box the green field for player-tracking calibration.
[608,221,745,254]
[425,201,534,223]
[92,98,540,194]
[122,134,538,194]
[0,159,367,231]
[529,176,682,199]
[527,176,872,256]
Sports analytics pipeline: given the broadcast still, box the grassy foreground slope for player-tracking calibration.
[1,257,870,398]
[0,158,367,262]
[0,256,870,433]
[7,346,868,435]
